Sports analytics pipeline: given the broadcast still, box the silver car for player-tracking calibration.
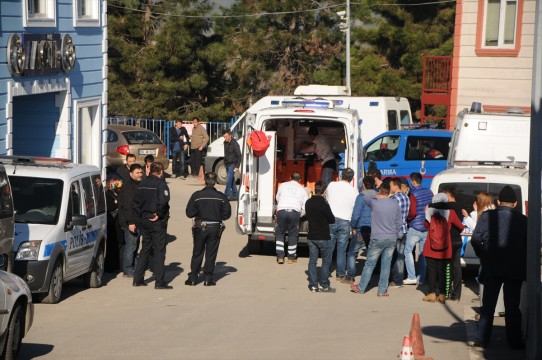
[0,258,33,360]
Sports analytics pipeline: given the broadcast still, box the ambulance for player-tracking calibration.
[205,85,412,184]
[235,98,363,253]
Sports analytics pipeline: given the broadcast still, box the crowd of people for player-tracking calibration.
[275,167,528,350]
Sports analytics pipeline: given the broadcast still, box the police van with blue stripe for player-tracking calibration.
[0,156,107,304]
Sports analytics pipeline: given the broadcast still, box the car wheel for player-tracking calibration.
[42,261,63,304]
[215,160,227,185]
[83,247,104,288]
[3,303,23,360]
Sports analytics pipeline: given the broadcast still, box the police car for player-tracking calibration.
[363,129,452,187]
[0,156,107,304]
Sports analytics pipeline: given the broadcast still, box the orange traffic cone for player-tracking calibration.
[400,335,414,360]
[409,313,425,356]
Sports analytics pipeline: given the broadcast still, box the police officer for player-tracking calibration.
[132,162,172,289]
[185,172,231,286]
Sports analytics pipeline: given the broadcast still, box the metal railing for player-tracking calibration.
[106,117,236,156]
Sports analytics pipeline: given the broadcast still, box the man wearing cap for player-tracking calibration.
[470,185,527,349]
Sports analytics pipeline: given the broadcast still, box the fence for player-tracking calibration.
[106,117,236,155]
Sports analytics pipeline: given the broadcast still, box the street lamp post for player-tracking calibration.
[337,0,351,91]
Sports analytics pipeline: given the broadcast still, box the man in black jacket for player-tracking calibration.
[169,120,190,179]
[222,128,241,200]
[185,172,231,286]
[133,162,172,289]
[118,164,144,277]
[470,185,527,349]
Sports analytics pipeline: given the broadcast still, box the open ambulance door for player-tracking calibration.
[236,114,258,235]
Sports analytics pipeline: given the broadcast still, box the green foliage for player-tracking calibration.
[108,0,455,119]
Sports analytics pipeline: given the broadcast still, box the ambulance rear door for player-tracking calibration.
[236,113,258,234]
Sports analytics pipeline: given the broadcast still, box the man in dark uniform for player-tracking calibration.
[185,172,231,286]
[132,162,172,289]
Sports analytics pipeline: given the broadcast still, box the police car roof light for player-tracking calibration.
[453,160,527,169]
[281,99,333,109]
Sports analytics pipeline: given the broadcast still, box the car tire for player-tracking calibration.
[83,247,104,288]
[215,160,227,185]
[3,303,23,360]
[41,261,63,304]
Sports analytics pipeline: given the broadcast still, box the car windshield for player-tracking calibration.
[9,176,63,225]
[122,130,162,145]
[437,182,522,213]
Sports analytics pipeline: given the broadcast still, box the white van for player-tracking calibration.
[448,106,530,168]
[205,85,412,183]
[0,156,107,304]
[236,98,362,252]
[0,166,14,272]
[430,164,529,266]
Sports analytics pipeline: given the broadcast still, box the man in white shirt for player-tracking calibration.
[275,171,309,264]
[300,126,336,186]
[325,168,359,283]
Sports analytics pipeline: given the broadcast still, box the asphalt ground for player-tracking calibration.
[19,175,525,360]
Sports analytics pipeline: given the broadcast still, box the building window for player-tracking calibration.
[24,0,56,27]
[476,0,524,56]
[74,0,100,27]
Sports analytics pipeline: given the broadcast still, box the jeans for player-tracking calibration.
[346,232,364,278]
[404,227,427,282]
[329,218,351,277]
[275,210,301,259]
[224,163,238,199]
[477,274,524,348]
[122,228,139,275]
[391,233,406,284]
[308,240,332,289]
[357,238,396,294]
[172,149,187,177]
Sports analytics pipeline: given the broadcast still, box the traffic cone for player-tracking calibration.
[198,165,204,182]
[409,313,425,357]
[399,335,414,360]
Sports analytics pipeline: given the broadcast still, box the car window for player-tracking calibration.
[106,130,118,142]
[81,176,96,219]
[0,172,13,219]
[406,136,450,161]
[66,181,83,230]
[400,110,410,125]
[10,177,63,225]
[122,131,162,145]
[364,135,400,162]
[387,110,398,130]
[437,182,522,213]
[92,174,106,215]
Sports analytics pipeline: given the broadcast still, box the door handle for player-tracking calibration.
[390,163,399,167]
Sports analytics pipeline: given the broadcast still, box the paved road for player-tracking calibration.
[19,176,524,360]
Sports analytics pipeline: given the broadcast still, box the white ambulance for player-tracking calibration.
[205,85,412,184]
[235,98,363,252]
[0,156,107,304]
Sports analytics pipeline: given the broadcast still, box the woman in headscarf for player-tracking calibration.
[422,193,464,304]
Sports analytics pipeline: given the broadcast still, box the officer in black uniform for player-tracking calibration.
[132,162,172,289]
[185,172,231,286]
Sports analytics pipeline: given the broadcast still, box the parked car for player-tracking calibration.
[106,124,169,170]
[0,256,34,360]
[0,165,14,272]
[0,156,107,304]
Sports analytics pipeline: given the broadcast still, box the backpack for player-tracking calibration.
[428,213,449,251]
[248,130,270,157]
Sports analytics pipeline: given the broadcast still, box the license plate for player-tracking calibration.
[138,149,155,155]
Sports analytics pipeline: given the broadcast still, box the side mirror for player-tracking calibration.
[66,214,87,230]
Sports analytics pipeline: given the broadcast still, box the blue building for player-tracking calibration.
[0,0,107,169]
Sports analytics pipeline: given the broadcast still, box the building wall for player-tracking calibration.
[0,0,106,168]
[451,0,535,124]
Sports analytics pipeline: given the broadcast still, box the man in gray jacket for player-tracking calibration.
[351,182,402,297]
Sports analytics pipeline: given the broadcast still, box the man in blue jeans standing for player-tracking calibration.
[351,182,402,296]
[404,172,433,285]
[222,128,241,201]
[325,168,358,284]
[117,163,144,277]
[389,177,410,287]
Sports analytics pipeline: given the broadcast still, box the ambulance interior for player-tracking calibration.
[261,118,346,229]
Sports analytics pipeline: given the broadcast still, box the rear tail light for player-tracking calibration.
[163,145,168,154]
[117,145,130,156]
[525,201,528,216]
[238,215,244,225]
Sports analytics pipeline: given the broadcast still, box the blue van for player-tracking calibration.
[363,129,452,187]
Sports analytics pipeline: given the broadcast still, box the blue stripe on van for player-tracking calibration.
[42,228,100,257]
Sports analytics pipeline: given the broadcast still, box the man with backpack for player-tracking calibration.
[422,193,464,304]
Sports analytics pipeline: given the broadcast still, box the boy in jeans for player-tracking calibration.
[305,181,336,293]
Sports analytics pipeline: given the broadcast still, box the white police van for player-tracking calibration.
[0,156,107,304]
[236,98,363,252]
